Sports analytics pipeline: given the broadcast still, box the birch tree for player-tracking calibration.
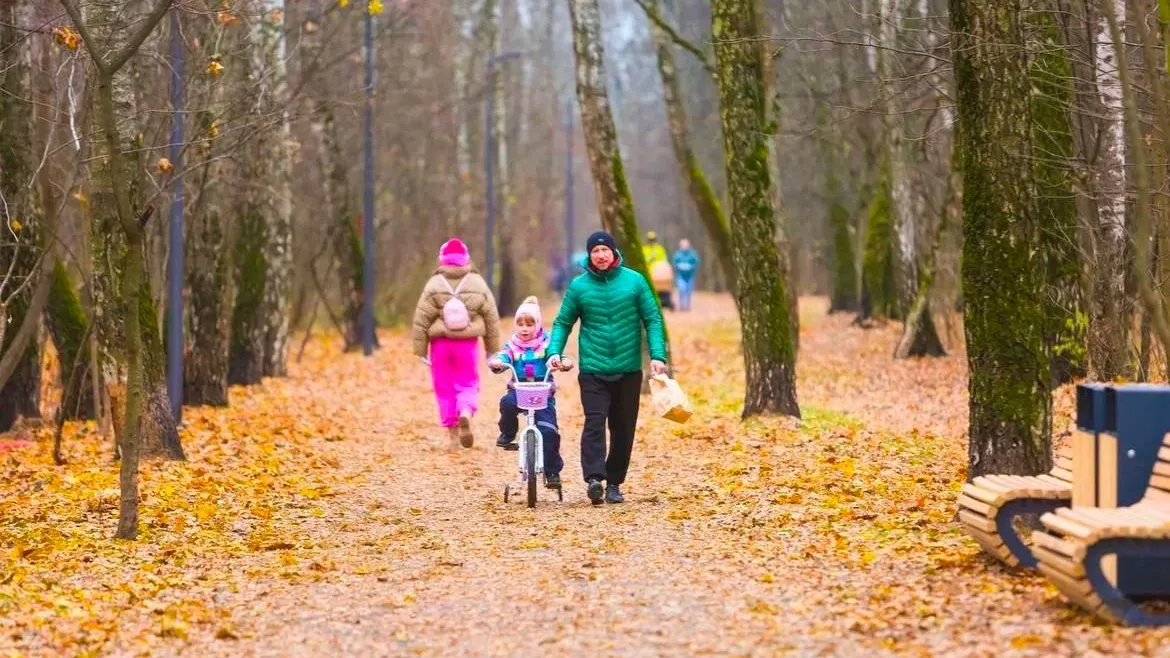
[230,0,293,383]
[1087,0,1130,380]
[185,5,238,406]
[711,0,800,418]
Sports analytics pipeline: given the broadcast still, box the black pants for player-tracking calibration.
[578,371,642,485]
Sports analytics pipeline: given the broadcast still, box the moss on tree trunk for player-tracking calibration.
[45,262,97,419]
[644,0,736,295]
[952,0,1051,477]
[712,0,799,418]
[183,31,235,406]
[823,111,858,313]
[86,0,183,467]
[229,206,268,385]
[1029,6,1086,385]
[859,161,896,322]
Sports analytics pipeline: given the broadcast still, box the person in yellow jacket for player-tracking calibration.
[643,232,674,310]
[642,230,668,266]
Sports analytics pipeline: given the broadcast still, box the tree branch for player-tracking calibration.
[632,0,716,77]
[58,0,108,75]
[106,0,174,75]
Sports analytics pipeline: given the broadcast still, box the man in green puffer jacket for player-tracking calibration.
[548,230,667,506]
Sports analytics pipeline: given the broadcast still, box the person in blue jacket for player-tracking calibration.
[671,239,701,312]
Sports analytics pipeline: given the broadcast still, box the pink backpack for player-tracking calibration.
[439,276,470,331]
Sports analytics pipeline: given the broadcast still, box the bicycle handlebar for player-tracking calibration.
[490,356,574,382]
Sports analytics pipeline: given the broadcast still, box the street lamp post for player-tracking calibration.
[166,8,185,423]
[483,50,522,295]
[361,5,376,356]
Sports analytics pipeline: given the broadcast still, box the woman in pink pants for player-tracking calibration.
[412,238,501,450]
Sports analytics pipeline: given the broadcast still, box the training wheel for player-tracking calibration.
[557,487,563,502]
[504,484,510,503]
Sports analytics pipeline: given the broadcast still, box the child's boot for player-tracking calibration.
[496,433,516,449]
[457,410,474,448]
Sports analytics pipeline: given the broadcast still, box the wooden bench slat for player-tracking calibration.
[960,483,1004,506]
[958,509,997,533]
[1158,444,1170,462]
[957,494,996,518]
[1037,474,1073,488]
[1034,545,1085,578]
[1032,530,1083,560]
[1038,563,1105,614]
[1153,460,1170,477]
[973,476,1017,493]
[1148,473,1170,494]
[1050,466,1074,483]
[1042,511,1095,539]
[964,526,1015,563]
[1058,508,1113,529]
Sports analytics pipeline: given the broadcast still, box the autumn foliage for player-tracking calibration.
[0,295,1165,654]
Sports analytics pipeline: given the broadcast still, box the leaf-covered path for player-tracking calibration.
[3,295,1169,656]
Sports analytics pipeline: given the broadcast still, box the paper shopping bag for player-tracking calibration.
[649,374,693,423]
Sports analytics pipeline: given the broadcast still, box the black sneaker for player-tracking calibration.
[544,472,562,489]
[605,484,624,504]
[586,479,604,505]
[496,434,516,450]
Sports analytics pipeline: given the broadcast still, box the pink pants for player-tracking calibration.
[429,337,481,428]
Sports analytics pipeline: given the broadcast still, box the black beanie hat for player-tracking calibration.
[586,230,617,253]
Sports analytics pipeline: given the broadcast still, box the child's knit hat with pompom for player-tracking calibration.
[514,295,542,332]
[439,238,470,267]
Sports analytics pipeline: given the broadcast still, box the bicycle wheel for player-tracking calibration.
[524,427,538,508]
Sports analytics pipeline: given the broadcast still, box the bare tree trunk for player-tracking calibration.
[77,0,183,464]
[711,0,800,418]
[1030,3,1086,385]
[1105,0,1170,369]
[952,0,1052,478]
[1087,0,1131,380]
[489,0,518,313]
[65,0,178,539]
[261,0,293,377]
[566,0,651,279]
[640,0,736,295]
[881,0,915,320]
[185,6,236,406]
[0,2,44,430]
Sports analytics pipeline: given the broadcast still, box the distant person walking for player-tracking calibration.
[642,230,668,266]
[672,239,700,312]
[548,231,667,505]
[643,231,674,310]
[412,238,501,450]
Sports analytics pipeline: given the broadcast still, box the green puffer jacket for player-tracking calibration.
[548,255,667,375]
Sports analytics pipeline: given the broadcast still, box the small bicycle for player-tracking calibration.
[490,357,573,508]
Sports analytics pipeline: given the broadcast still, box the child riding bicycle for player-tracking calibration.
[488,296,571,489]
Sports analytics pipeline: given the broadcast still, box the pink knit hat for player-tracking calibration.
[439,238,470,267]
[514,295,542,333]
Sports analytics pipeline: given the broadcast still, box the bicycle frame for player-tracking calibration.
[503,362,554,481]
[493,357,572,502]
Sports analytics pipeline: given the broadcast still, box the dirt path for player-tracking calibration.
[6,294,1167,656]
